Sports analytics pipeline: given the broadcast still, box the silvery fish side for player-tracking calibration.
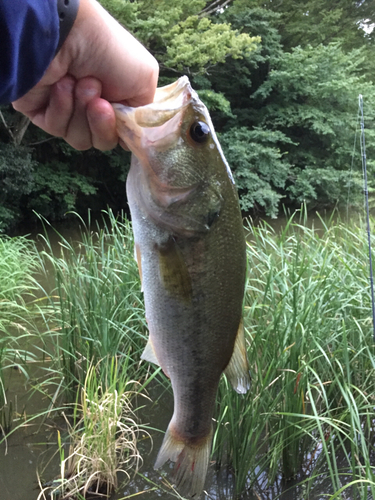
[113,76,250,498]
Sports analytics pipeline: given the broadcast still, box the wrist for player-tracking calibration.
[56,0,80,53]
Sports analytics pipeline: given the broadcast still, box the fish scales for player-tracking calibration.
[113,76,250,498]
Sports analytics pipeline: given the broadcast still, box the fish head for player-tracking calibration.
[112,76,235,234]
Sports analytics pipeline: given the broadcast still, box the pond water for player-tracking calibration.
[0,211,371,500]
[0,365,62,500]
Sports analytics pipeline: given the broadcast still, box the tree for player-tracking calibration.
[100,0,259,78]
[256,0,375,51]
[205,2,375,214]
[0,0,259,233]
[0,106,117,232]
[1,0,374,231]
[253,42,375,208]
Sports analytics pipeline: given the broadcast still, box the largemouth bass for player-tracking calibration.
[113,76,250,497]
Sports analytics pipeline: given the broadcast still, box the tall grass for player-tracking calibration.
[214,213,375,499]
[0,234,42,340]
[35,212,156,498]
[41,211,375,499]
[38,212,150,402]
[5,210,375,499]
[0,214,160,499]
[0,235,42,436]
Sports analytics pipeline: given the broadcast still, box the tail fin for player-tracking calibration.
[155,424,213,498]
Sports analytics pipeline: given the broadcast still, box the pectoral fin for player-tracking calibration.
[224,319,251,394]
[158,237,192,302]
[141,337,160,366]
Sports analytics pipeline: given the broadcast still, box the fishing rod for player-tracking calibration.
[358,94,375,341]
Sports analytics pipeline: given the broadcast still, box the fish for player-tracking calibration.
[112,76,250,498]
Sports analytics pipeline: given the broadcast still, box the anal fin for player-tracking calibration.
[224,318,251,394]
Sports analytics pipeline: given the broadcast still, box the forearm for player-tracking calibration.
[0,0,60,104]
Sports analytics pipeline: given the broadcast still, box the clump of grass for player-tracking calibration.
[214,211,375,498]
[38,361,143,500]
[38,211,149,403]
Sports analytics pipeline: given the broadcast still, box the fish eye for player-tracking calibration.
[189,121,210,144]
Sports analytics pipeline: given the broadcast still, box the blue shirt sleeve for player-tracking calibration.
[0,1,59,104]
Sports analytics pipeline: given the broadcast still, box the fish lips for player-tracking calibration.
[112,76,194,155]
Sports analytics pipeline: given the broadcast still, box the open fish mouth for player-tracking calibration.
[112,75,234,185]
[153,76,192,106]
[112,76,197,150]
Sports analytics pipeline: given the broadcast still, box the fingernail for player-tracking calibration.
[82,87,99,97]
[57,79,75,93]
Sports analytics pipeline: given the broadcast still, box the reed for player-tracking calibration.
[6,210,375,499]
[213,212,375,498]
[0,235,42,436]
[0,234,42,340]
[35,212,158,499]
[38,211,150,402]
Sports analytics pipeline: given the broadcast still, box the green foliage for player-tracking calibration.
[27,161,96,220]
[208,2,375,215]
[0,222,151,498]
[0,105,131,233]
[1,0,375,231]
[257,0,375,51]
[0,142,35,231]
[219,127,292,216]
[196,87,235,119]
[0,236,42,436]
[164,15,259,72]
[0,236,38,299]
[99,0,259,75]
[253,43,375,209]
[4,213,375,497]
[39,212,149,400]
[40,363,142,499]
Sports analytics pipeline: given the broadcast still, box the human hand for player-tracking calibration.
[12,0,159,151]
